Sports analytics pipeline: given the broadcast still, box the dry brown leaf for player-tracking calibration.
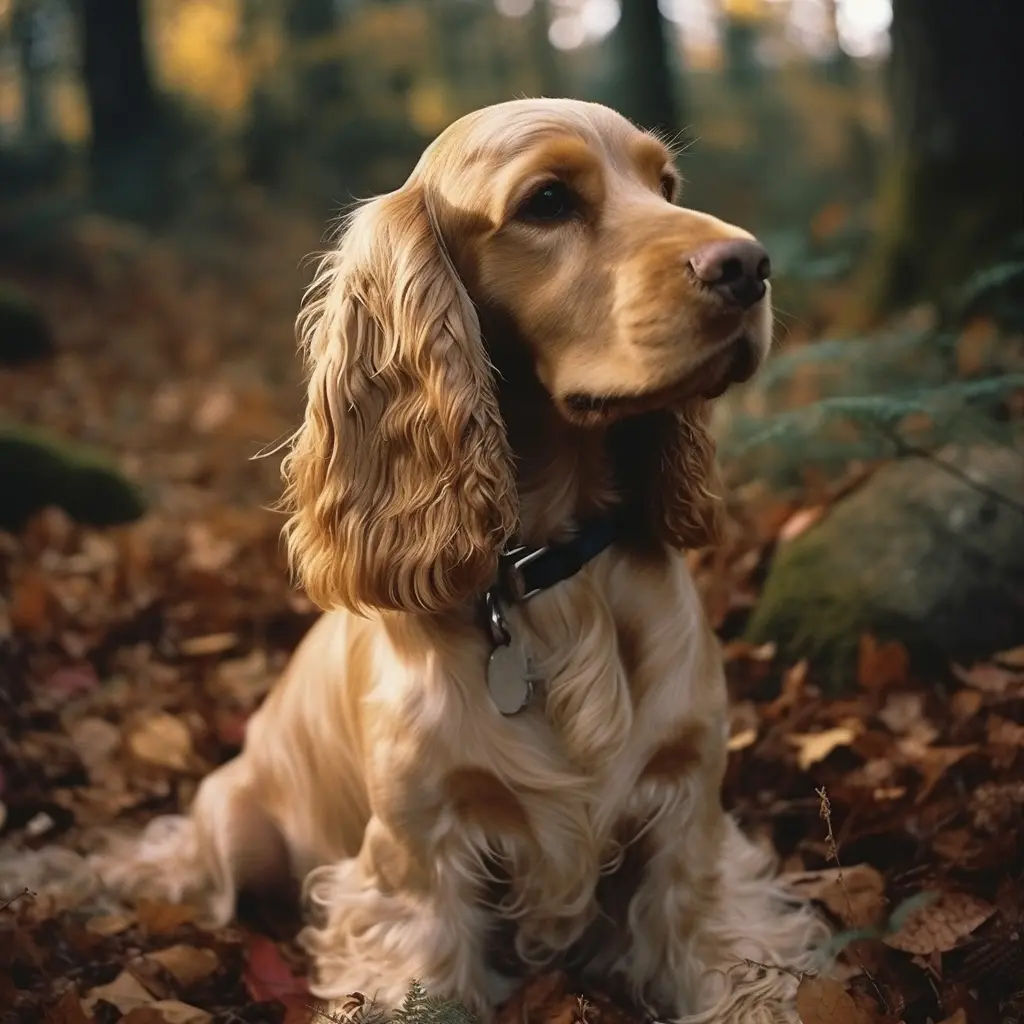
[48,989,94,1024]
[184,523,238,574]
[69,717,122,773]
[987,714,1024,747]
[785,864,886,927]
[9,569,50,633]
[994,645,1024,669]
[727,728,758,753]
[955,316,998,376]
[85,912,136,937]
[83,970,156,1014]
[178,632,238,657]
[884,891,996,954]
[128,714,193,772]
[950,688,983,722]
[134,900,199,935]
[145,945,219,987]
[124,1001,214,1024]
[897,740,977,803]
[952,661,1024,695]
[877,692,927,737]
[937,1010,968,1024]
[795,976,874,1024]
[787,725,859,771]
[858,634,909,692]
[764,660,808,721]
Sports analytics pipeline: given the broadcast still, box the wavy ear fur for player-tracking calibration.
[614,400,725,551]
[283,186,518,614]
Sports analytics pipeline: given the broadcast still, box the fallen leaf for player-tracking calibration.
[123,1001,213,1024]
[987,714,1024,747]
[764,659,808,720]
[785,864,886,927]
[83,970,156,1014]
[877,692,927,736]
[936,1011,967,1024]
[191,387,236,433]
[897,740,977,803]
[47,989,94,1024]
[244,935,310,1004]
[145,945,218,987]
[994,645,1024,669]
[185,523,237,573]
[787,725,859,771]
[69,717,122,772]
[9,569,50,632]
[858,634,909,692]
[212,649,272,709]
[884,891,996,954]
[727,727,758,753]
[135,900,198,935]
[950,688,983,722]
[178,633,238,657]
[86,912,136,937]
[952,661,1024,695]
[128,714,193,772]
[795,976,874,1024]
[955,316,998,377]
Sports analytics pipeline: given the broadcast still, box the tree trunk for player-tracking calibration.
[80,0,156,155]
[12,0,52,147]
[859,0,1024,319]
[614,0,682,137]
[286,0,345,106]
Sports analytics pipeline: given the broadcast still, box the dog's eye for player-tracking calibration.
[518,181,577,223]
[660,174,677,202]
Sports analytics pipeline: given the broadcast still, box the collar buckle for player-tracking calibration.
[499,544,550,602]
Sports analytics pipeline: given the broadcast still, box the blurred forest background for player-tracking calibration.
[1,3,1024,1024]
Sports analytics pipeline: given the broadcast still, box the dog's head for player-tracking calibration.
[284,99,772,615]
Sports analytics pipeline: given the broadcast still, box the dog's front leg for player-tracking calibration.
[299,815,499,1019]
[615,795,824,1023]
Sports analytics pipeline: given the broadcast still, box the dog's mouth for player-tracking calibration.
[562,333,760,423]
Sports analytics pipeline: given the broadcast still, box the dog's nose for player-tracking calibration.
[688,239,771,309]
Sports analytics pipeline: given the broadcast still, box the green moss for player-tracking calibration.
[0,284,53,365]
[0,425,146,532]
[745,527,934,693]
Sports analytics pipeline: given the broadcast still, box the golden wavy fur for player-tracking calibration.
[83,99,826,1021]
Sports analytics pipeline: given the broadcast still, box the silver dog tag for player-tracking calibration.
[487,641,535,716]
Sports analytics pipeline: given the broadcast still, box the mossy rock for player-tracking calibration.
[746,443,1024,691]
[0,284,54,365]
[0,426,146,533]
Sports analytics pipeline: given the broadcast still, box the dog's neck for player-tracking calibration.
[492,341,621,550]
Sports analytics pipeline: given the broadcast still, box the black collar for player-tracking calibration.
[489,516,621,606]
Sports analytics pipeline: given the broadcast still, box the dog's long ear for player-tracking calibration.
[283,186,518,614]
[615,401,725,552]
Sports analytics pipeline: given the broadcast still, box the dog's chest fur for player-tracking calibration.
[427,553,724,973]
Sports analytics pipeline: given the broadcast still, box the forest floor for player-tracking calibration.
[0,209,1022,1024]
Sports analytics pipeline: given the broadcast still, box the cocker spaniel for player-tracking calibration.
[94,99,825,1021]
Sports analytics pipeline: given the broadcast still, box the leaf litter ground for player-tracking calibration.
[1,215,1022,1024]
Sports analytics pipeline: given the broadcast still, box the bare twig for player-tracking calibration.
[0,887,35,912]
[817,788,889,1014]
